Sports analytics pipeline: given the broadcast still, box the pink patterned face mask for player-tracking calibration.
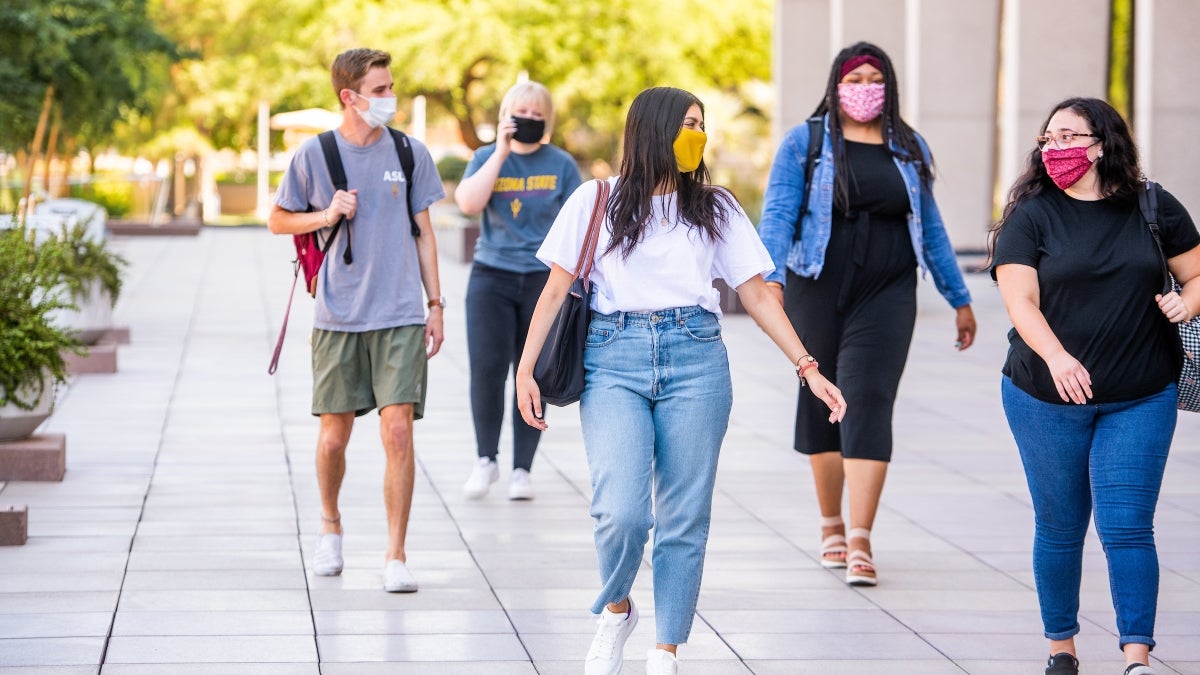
[837,83,885,123]
[1042,146,1094,190]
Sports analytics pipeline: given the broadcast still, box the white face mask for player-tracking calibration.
[354,92,396,129]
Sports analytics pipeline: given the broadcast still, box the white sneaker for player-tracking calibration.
[383,559,418,593]
[462,457,499,499]
[585,598,638,675]
[508,468,535,500]
[646,648,678,675]
[311,533,343,576]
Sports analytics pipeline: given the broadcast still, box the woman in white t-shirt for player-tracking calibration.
[515,86,846,675]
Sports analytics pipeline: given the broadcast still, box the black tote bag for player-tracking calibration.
[533,180,610,406]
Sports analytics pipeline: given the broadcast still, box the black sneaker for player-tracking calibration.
[1045,652,1079,675]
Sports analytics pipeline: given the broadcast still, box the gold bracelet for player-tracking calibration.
[322,209,331,227]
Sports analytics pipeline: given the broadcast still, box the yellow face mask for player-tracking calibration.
[673,127,707,173]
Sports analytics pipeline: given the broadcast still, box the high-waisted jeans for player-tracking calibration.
[1001,377,1176,650]
[580,306,732,645]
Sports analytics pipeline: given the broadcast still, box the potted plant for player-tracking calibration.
[42,216,127,345]
[0,225,82,441]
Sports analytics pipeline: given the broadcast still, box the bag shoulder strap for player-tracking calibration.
[792,116,824,241]
[317,131,352,263]
[1138,180,1173,296]
[574,179,611,281]
[387,127,420,237]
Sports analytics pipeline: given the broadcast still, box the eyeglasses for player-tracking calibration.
[1036,131,1099,150]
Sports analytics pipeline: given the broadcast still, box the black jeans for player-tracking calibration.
[465,262,548,470]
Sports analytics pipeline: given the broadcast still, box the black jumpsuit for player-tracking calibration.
[784,139,917,461]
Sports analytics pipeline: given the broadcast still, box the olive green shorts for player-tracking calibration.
[311,325,427,419]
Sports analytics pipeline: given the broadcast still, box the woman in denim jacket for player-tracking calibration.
[757,42,976,586]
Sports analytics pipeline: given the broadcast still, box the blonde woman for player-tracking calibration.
[455,81,582,500]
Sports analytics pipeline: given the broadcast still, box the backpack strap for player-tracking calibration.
[1138,180,1173,296]
[792,116,824,242]
[317,130,353,264]
[387,127,420,237]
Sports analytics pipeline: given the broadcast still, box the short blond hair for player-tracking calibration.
[331,48,391,106]
[498,81,555,140]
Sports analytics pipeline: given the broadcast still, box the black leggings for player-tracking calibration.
[465,262,548,470]
[784,213,917,461]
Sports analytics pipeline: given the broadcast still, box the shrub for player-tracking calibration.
[437,155,469,183]
[0,225,82,410]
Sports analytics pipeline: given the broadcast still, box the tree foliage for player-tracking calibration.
[0,0,178,157]
[143,0,771,160]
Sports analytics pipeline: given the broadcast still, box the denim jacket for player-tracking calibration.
[757,114,972,309]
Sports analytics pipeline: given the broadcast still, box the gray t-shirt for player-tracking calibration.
[275,129,445,332]
[464,143,582,273]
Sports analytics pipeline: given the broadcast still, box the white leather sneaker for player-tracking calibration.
[462,457,499,499]
[584,598,638,675]
[311,533,343,576]
[383,559,418,593]
[508,468,535,500]
[646,648,679,675]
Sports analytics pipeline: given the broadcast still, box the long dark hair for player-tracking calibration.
[986,97,1144,261]
[813,42,931,211]
[606,86,734,259]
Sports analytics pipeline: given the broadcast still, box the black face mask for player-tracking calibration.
[511,116,546,144]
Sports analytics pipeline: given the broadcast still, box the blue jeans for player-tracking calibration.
[580,307,732,645]
[1001,377,1176,650]
[465,263,549,470]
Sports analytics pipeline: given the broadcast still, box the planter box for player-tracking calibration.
[63,342,117,375]
[49,281,113,345]
[0,434,66,481]
[0,505,28,546]
[0,376,56,442]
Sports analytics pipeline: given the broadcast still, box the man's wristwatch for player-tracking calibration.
[427,296,446,309]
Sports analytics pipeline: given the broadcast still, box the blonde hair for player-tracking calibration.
[498,81,555,141]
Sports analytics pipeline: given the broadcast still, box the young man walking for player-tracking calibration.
[268,48,445,592]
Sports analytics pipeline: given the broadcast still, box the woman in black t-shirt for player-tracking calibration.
[989,97,1200,675]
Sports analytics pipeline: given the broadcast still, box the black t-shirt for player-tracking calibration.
[992,186,1200,403]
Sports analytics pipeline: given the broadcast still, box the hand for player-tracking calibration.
[328,188,359,223]
[1046,350,1092,404]
[424,309,444,358]
[804,370,847,423]
[515,372,548,430]
[495,117,517,155]
[1156,291,1193,323]
[954,305,976,351]
[765,281,784,307]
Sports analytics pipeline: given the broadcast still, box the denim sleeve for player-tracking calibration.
[915,136,972,309]
[757,127,807,286]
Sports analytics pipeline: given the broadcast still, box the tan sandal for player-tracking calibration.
[819,515,847,569]
[845,527,877,586]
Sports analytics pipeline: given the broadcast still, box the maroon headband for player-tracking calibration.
[840,55,883,79]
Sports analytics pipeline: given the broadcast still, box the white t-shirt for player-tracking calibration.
[537,178,773,317]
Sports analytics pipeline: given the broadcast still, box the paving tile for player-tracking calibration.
[315,634,527,661]
[116,590,311,612]
[111,611,314,636]
[0,637,104,666]
[103,636,317,663]
[101,666,318,675]
[312,610,512,635]
[720,632,944,660]
[0,612,111,638]
[320,664,536,675]
[120,569,307,591]
[0,592,118,614]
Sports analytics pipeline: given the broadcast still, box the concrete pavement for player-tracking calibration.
[0,223,1197,674]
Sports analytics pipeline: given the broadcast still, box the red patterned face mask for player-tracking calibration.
[1042,146,1094,190]
[837,83,885,123]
